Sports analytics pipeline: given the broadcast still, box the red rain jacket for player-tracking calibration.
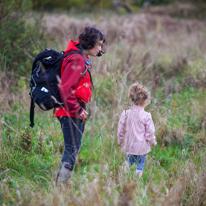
[53,40,92,119]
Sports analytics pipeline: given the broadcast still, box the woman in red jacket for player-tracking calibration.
[54,26,105,188]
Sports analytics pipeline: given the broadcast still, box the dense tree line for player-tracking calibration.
[31,0,206,12]
[31,0,175,11]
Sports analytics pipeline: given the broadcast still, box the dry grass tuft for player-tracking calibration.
[119,182,136,206]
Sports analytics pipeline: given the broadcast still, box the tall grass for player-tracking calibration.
[0,10,206,205]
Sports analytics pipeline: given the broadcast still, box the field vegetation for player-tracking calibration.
[0,1,206,205]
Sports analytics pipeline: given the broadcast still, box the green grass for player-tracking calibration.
[1,87,205,191]
[0,93,205,205]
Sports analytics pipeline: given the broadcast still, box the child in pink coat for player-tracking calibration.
[117,82,157,177]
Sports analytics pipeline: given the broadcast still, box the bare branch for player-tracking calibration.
[113,0,132,13]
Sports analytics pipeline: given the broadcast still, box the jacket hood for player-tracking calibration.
[64,40,89,60]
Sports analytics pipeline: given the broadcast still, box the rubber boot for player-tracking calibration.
[56,162,73,190]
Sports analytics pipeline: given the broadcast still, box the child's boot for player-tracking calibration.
[135,170,143,177]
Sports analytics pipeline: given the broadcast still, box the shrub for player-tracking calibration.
[20,129,33,152]
[0,0,47,76]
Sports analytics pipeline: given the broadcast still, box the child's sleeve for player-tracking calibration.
[144,113,156,145]
[117,111,126,145]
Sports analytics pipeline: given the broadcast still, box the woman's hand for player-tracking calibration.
[77,109,88,120]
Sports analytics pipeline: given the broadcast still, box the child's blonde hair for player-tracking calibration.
[128,82,150,105]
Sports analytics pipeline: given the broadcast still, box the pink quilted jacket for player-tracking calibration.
[117,105,156,155]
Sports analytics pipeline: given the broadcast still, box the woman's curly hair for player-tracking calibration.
[78,26,105,56]
[128,82,150,105]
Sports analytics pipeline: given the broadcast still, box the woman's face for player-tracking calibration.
[85,40,104,57]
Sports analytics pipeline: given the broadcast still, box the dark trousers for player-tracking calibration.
[58,116,84,170]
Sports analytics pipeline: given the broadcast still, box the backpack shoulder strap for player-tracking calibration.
[29,96,35,127]
[64,50,83,58]
[61,50,85,76]
[62,50,94,89]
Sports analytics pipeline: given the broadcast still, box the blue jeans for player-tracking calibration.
[58,116,84,170]
[126,154,146,171]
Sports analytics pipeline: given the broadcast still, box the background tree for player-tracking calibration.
[0,0,47,75]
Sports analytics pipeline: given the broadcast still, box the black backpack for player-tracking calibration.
[29,48,85,128]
